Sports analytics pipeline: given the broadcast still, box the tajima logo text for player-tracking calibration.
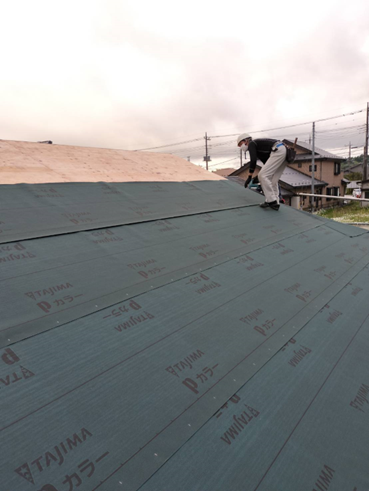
[1,348,20,366]
[166,350,205,378]
[288,346,312,368]
[196,281,221,295]
[62,212,92,224]
[34,187,64,198]
[0,365,35,389]
[91,229,123,244]
[14,428,92,485]
[114,311,155,332]
[0,349,36,390]
[220,405,260,445]
[0,243,35,263]
[25,283,73,301]
[127,259,157,270]
[240,308,264,325]
[350,383,369,413]
[313,465,335,491]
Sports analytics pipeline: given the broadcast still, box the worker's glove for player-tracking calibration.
[244,175,252,188]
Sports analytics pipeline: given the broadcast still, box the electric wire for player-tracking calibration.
[135,107,367,170]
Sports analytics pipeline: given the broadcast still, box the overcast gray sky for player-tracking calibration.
[1,0,368,167]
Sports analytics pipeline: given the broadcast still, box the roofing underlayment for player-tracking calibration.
[1,143,369,491]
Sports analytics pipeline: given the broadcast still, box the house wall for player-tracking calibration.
[289,159,345,207]
[298,185,325,210]
[361,180,369,205]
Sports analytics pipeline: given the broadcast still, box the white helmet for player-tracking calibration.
[237,133,251,146]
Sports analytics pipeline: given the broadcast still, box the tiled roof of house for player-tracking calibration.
[284,139,345,161]
[230,162,327,188]
[2,142,369,490]
[212,167,238,177]
[344,163,363,173]
[281,165,327,187]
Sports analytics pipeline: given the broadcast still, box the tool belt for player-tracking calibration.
[285,145,296,163]
[272,141,296,163]
[271,142,284,152]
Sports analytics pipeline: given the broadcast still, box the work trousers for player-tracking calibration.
[258,145,287,203]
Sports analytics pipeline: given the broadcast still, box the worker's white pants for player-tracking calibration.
[258,146,287,203]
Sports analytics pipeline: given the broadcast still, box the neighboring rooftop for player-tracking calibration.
[212,167,239,177]
[344,162,363,174]
[229,162,327,188]
[280,164,327,188]
[346,180,361,189]
[284,139,346,161]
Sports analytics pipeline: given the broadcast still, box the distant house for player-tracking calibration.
[212,167,238,177]
[284,140,346,206]
[344,162,363,175]
[361,178,369,205]
[346,180,361,189]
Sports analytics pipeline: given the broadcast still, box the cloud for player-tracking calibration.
[0,0,367,158]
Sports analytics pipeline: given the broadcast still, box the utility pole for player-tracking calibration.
[363,102,369,182]
[348,141,351,164]
[311,122,315,213]
[203,132,211,170]
[240,147,243,168]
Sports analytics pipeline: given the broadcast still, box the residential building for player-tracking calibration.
[284,139,346,207]
[361,178,369,205]
[212,167,238,177]
[229,162,327,209]
[344,162,363,175]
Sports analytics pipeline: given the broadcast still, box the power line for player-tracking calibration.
[208,108,365,139]
[209,104,368,136]
[134,137,203,151]
[138,107,367,170]
[316,124,365,134]
[133,108,365,153]
[208,157,239,168]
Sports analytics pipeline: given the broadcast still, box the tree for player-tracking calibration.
[345,172,363,181]
[342,153,364,170]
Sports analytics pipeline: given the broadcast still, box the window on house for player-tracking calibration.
[326,187,332,202]
[333,187,340,196]
[365,191,369,199]
[309,165,317,172]
[298,162,302,168]
[334,162,341,175]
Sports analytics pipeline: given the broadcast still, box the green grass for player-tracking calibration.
[317,202,369,223]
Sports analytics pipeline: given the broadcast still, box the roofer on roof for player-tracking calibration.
[237,133,288,211]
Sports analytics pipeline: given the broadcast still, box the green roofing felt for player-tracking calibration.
[1,181,369,491]
[141,265,369,491]
[0,180,260,243]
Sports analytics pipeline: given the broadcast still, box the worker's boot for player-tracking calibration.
[260,200,280,211]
